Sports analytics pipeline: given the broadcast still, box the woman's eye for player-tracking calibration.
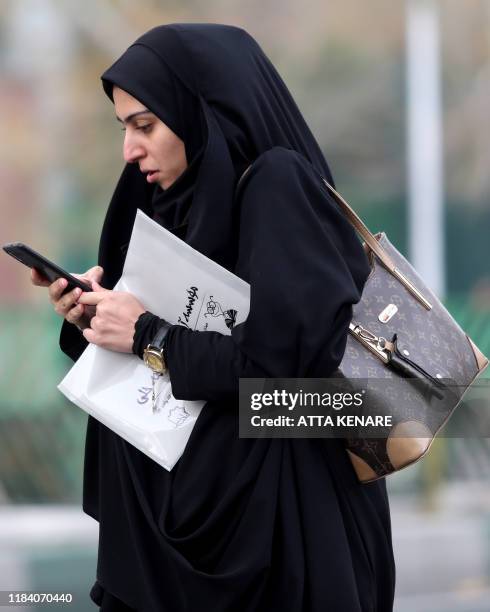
[120,125,152,133]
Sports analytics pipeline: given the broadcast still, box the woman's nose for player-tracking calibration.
[123,133,145,164]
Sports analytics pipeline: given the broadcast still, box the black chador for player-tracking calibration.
[60,23,395,612]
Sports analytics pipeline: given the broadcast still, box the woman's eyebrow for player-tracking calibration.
[116,110,153,124]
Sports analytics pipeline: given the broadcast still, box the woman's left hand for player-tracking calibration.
[77,282,146,353]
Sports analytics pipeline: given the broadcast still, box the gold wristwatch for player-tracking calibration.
[143,322,172,374]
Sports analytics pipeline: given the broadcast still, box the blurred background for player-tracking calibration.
[0,0,489,610]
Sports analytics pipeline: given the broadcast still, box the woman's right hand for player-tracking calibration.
[30,265,104,331]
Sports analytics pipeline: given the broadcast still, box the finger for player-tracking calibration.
[78,291,106,306]
[89,315,101,331]
[48,278,68,303]
[91,280,108,292]
[54,287,82,315]
[30,268,51,287]
[82,327,98,345]
[68,267,103,286]
[70,273,95,292]
[65,303,84,324]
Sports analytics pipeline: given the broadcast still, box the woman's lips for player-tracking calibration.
[146,170,159,183]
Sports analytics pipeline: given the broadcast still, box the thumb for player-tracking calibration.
[85,265,104,283]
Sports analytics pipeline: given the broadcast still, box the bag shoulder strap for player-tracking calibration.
[320,179,395,271]
[322,178,432,310]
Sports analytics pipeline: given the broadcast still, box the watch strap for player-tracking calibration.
[150,321,172,358]
[133,311,162,358]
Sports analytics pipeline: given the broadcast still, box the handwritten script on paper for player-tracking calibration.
[177,286,199,329]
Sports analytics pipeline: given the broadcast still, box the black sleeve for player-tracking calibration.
[163,148,370,402]
[60,319,89,362]
[165,326,269,402]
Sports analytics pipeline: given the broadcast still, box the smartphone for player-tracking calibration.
[3,242,93,294]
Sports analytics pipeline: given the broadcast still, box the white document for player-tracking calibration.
[58,210,250,470]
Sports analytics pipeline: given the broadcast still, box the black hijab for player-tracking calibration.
[101,43,205,236]
[97,23,335,283]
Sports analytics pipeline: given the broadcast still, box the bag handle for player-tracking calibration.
[321,178,432,310]
[320,179,394,269]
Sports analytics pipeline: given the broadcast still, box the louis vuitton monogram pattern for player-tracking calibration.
[340,233,488,482]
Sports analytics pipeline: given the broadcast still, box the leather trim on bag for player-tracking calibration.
[362,233,384,281]
[466,335,489,373]
[386,421,432,469]
[346,450,379,482]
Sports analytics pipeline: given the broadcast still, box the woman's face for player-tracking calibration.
[113,86,187,189]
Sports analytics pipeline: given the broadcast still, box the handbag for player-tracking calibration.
[321,178,489,483]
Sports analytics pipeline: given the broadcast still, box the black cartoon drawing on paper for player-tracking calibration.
[204,295,238,330]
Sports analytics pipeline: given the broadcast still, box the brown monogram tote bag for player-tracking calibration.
[321,179,489,482]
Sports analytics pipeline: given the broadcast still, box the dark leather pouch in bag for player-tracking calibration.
[321,178,489,483]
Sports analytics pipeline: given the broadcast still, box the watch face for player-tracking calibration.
[144,349,166,373]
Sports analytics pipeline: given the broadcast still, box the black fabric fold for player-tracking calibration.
[150,143,205,231]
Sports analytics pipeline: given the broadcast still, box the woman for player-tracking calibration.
[32,24,395,612]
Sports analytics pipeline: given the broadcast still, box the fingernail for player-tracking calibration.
[74,288,82,296]
[60,279,67,288]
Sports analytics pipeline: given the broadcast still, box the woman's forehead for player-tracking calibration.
[113,86,155,121]
[113,86,145,109]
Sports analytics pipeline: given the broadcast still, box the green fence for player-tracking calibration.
[0,308,85,503]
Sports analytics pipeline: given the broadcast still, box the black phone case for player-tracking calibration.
[2,242,92,293]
